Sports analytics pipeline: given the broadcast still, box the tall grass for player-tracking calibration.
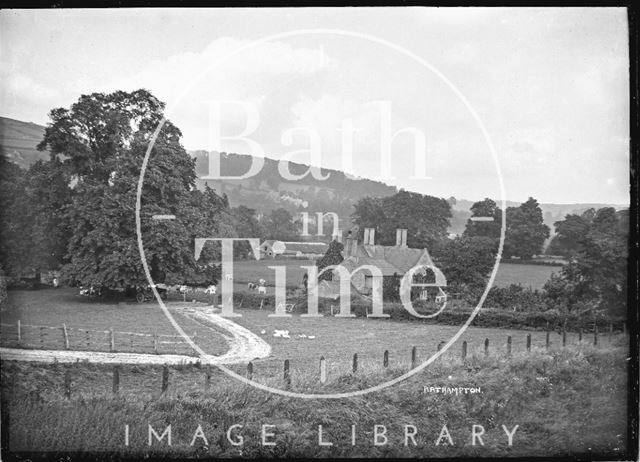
[1,341,629,459]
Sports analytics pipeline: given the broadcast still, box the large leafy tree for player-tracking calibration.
[0,155,30,276]
[435,236,496,291]
[546,208,595,257]
[0,155,72,280]
[463,198,502,243]
[37,89,233,290]
[503,197,550,259]
[351,190,451,249]
[543,207,627,315]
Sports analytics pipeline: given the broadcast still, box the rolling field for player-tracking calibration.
[0,286,619,390]
[493,263,560,290]
[232,259,561,292]
[0,288,630,458]
[0,288,228,355]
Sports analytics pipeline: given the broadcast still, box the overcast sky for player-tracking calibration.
[0,7,629,204]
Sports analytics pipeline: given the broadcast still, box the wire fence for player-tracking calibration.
[0,321,198,356]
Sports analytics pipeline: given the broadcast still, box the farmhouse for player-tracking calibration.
[331,228,446,298]
[260,240,329,259]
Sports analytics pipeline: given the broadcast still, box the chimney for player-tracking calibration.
[364,227,375,245]
[333,229,342,243]
[396,228,408,247]
[344,231,357,256]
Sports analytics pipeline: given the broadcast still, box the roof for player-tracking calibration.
[281,242,329,254]
[338,242,439,278]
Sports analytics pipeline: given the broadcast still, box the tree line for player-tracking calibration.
[0,89,628,318]
[0,90,299,291]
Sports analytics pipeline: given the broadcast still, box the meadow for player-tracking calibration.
[232,258,561,292]
[0,340,629,458]
[0,287,596,371]
[492,262,560,290]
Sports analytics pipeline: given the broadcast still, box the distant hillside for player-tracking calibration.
[1,116,627,239]
[190,150,397,231]
[0,116,49,169]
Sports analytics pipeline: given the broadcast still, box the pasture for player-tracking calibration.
[0,288,228,356]
[1,341,629,458]
[231,258,561,293]
[493,263,560,290]
[0,287,617,390]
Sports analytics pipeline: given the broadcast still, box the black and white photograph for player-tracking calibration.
[0,6,636,460]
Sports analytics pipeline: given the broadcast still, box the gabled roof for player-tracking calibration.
[341,243,435,276]
[282,242,329,254]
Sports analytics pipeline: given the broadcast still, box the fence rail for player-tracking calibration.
[1,323,627,400]
[0,322,198,356]
[0,321,627,398]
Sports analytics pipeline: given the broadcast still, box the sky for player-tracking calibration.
[0,7,630,205]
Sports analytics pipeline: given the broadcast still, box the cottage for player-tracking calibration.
[331,228,446,300]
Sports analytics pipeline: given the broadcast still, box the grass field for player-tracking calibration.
[0,288,228,356]
[0,341,629,458]
[232,259,560,292]
[493,263,560,290]
[0,287,618,390]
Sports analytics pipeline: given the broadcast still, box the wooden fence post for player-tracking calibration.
[247,362,253,380]
[594,323,598,346]
[112,366,120,394]
[545,331,550,349]
[352,353,358,373]
[484,338,489,357]
[562,330,566,347]
[319,356,327,384]
[526,334,531,352]
[110,328,115,352]
[461,341,467,360]
[284,359,291,388]
[62,324,69,350]
[17,320,21,343]
[64,369,71,399]
[205,368,211,392]
[383,350,389,368]
[411,347,417,369]
[579,328,583,342]
[161,366,169,393]
[506,336,512,356]
[153,331,158,354]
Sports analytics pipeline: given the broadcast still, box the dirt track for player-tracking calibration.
[0,304,271,366]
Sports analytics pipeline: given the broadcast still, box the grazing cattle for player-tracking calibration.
[203,285,217,295]
[248,282,257,290]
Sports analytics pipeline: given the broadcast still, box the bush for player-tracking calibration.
[0,266,7,306]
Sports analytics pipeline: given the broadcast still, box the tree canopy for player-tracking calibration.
[35,89,234,289]
[503,197,550,259]
[351,190,451,249]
